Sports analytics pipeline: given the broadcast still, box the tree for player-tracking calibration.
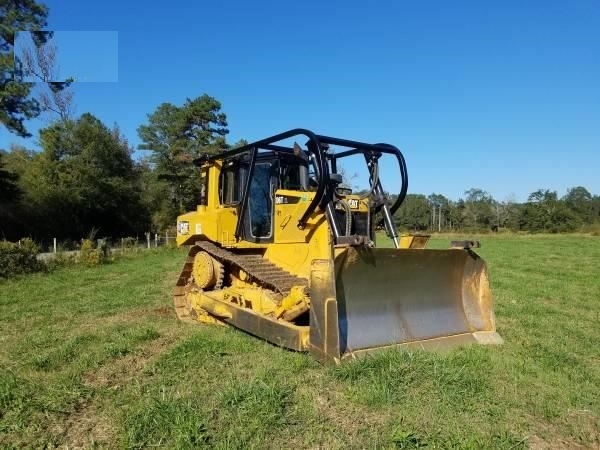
[16,30,74,120]
[137,157,175,232]
[0,150,23,238]
[17,113,150,239]
[447,199,465,230]
[230,138,248,149]
[593,195,600,224]
[138,94,229,223]
[463,188,495,229]
[1,2,73,137]
[519,189,580,233]
[0,0,50,136]
[496,194,521,231]
[0,151,20,202]
[427,193,450,231]
[563,186,594,224]
[395,194,431,231]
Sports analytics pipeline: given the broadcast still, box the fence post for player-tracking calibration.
[146,232,150,249]
[53,237,57,254]
[155,233,158,247]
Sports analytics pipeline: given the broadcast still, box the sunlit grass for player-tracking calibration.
[0,236,598,448]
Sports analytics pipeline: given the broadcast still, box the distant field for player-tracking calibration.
[0,235,598,448]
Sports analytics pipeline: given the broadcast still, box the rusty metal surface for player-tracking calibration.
[334,247,500,356]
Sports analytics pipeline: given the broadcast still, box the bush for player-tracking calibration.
[118,236,143,254]
[46,251,78,271]
[0,238,46,278]
[79,239,108,266]
[580,223,600,236]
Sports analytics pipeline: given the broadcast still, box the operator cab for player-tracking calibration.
[217,151,310,243]
[201,130,407,249]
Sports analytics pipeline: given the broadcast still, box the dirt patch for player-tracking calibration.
[297,378,388,443]
[524,408,599,450]
[69,311,145,335]
[152,306,173,317]
[83,327,180,389]
[528,434,589,449]
[125,305,175,319]
[56,328,182,448]
[50,400,116,449]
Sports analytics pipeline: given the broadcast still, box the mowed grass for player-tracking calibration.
[0,236,599,448]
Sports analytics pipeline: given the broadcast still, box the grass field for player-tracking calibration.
[1,235,599,449]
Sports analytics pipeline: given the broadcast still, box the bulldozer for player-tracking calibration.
[174,129,502,363]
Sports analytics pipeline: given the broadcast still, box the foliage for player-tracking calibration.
[0,1,71,136]
[0,237,45,277]
[463,188,496,229]
[395,194,431,230]
[0,151,20,202]
[564,186,595,223]
[2,113,151,240]
[138,94,229,227]
[78,238,107,266]
[392,186,599,233]
[519,189,581,233]
[44,249,78,270]
[15,31,74,120]
[0,0,47,136]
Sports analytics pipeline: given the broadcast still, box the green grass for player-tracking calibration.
[1,237,599,448]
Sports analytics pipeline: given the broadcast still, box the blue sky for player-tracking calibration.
[2,0,599,202]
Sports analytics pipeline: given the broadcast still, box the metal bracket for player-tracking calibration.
[450,240,481,250]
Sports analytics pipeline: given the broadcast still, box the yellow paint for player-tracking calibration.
[176,158,335,278]
[276,286,309,319]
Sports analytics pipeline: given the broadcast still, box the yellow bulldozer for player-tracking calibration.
[174,129,502,363]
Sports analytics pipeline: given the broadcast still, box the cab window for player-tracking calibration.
[281,164,302,190]
[219,161,239,205]
[249,163,273,238]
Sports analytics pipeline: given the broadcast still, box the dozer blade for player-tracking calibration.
[309,247,502,363]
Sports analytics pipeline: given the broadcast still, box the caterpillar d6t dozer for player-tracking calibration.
[174,129,502,363]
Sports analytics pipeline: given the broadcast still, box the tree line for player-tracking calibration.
[2,102,598,242]
[2,106,599,241]
[394,187,600,233]
[0,95,234,242]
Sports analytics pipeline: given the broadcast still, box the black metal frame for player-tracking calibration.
[193,129,408,244]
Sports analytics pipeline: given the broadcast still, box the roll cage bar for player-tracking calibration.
[193,128,408,244]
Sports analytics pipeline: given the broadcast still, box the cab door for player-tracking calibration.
[242,161,276,243]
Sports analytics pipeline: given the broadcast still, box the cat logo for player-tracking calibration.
[348,199,359,209]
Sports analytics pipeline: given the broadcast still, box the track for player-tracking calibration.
[173,241,308,322]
